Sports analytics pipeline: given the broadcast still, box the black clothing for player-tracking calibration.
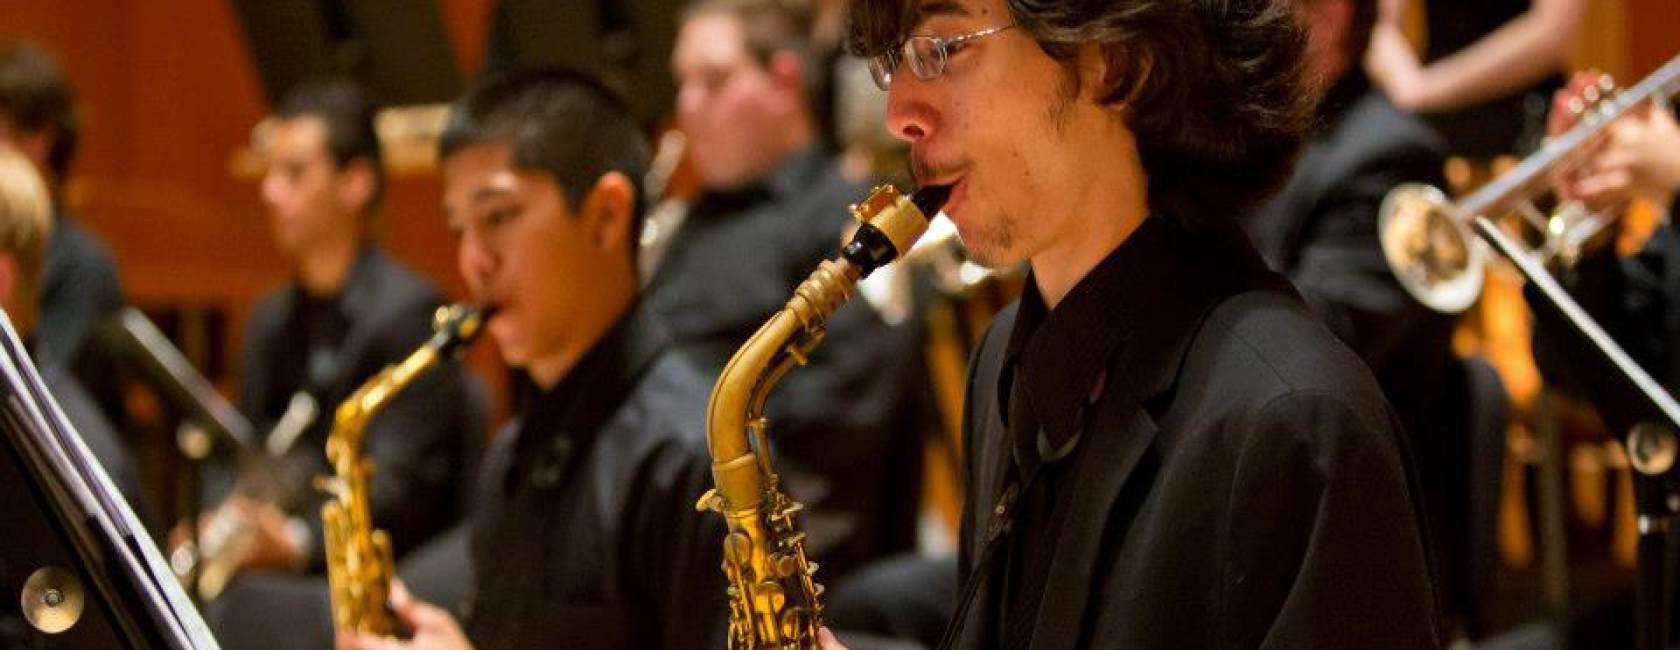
[236,246,483,567]
[465,304,727,650]
[1246,74,1456,444]
[39,355,141,510]
[39,210,128,435]
[952,215,1441,649]
[1536,195,1680,403]
[643,148,924,579]
[38,210,124,371]
[1420,1,1565,157]
[1244,75,1491,624]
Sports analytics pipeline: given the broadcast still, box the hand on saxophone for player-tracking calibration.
[818,627,851,650]
[336,580,475,650]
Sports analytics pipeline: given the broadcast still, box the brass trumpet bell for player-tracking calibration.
[1378,183,1487,314]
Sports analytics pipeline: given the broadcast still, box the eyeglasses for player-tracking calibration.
[867,24,1017,91]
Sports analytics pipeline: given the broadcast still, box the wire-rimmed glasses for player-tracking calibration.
[867,24,1017,91]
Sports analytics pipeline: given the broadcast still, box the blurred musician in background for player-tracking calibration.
[1366,0,1582,158]
[830,0,1442,646]
[1244,0,1503,638]
[1528,73,1680,649]
[658,0,928,584]
[0,39,127,429]
[341,67,726,650]
[1539,79,1680,421]
[0,143,138,507]
[204,78,486,646]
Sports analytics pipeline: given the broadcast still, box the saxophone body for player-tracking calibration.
[319,304,487,636]
[698,185,948,649]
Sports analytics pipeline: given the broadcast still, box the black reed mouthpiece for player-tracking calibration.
[839,184,949,276]
[911,184,952,217]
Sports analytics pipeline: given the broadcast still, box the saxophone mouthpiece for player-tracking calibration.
[911,184,952,218]
[842,185,944,275]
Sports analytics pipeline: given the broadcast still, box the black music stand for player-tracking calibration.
[0,311,219,648]
[1475,216,1680,650]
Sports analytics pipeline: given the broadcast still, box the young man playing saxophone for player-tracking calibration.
[339,68,727,650]
[826,0,1443,647]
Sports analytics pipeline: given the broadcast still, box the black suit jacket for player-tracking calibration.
[954,217,1441,649]
[1243,77,1456,439]
[237,246,485,568]
[466,306,727,650]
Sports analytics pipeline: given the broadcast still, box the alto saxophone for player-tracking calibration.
[697,185,949,649]
[319,304,488,636]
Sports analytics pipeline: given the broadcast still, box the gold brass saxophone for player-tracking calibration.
[697,184,949,649]
[319,304,488,636]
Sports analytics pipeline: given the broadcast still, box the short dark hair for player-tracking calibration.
[439,68,650,264]
[274,78,385,208]
[846,0,1313,223]
[0,40,80,182]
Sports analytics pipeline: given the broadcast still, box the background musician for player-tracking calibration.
[205,78,486,649]
[1525,72,1680,648]
[0,39,127,433]
[1243,0,1504,638]
[340,68,727,650]
[0,143,138,507]
[656,0,929,583]
[830,0,1441,646]
[1366,0,1583,158]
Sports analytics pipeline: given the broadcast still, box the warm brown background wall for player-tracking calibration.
[0,0,1676,394]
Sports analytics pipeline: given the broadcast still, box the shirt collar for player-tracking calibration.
[515,301,672,453]
[286,243,379,316]
[1001,215,1281,455]
[694,147,828,211]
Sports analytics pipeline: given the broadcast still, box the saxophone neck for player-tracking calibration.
[327,304,488,452]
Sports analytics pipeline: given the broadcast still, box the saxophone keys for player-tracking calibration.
[756,580,786,610]
[779,606,812,640]
[724,532,753,565]
[770,553,800,578]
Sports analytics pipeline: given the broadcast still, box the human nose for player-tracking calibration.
[456,231,497,297]
[884,73,938,145]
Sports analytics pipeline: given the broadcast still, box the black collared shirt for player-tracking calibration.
[235,245,484,567]
[466,304,727,650]
[988,217,1181,647]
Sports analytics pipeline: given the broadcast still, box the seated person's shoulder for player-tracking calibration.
[1188,288,1395,430]
[609,350,714,456]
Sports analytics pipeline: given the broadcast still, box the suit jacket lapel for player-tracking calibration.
[1026,389,1158,650]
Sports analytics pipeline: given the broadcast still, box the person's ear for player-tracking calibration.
[1094,42,1153,114]
[768,50,807,112]
[337,158,378,213]
[581,171,637,256]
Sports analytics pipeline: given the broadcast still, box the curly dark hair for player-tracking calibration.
[846,0,1313,222]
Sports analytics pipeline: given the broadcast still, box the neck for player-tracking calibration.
[525,276,636,390]
[296,234,360,297]
[1029,149,1150,310]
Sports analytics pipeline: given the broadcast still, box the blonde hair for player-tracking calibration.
[0,145,53,327]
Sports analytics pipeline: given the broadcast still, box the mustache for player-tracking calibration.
[909,153,965,186]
